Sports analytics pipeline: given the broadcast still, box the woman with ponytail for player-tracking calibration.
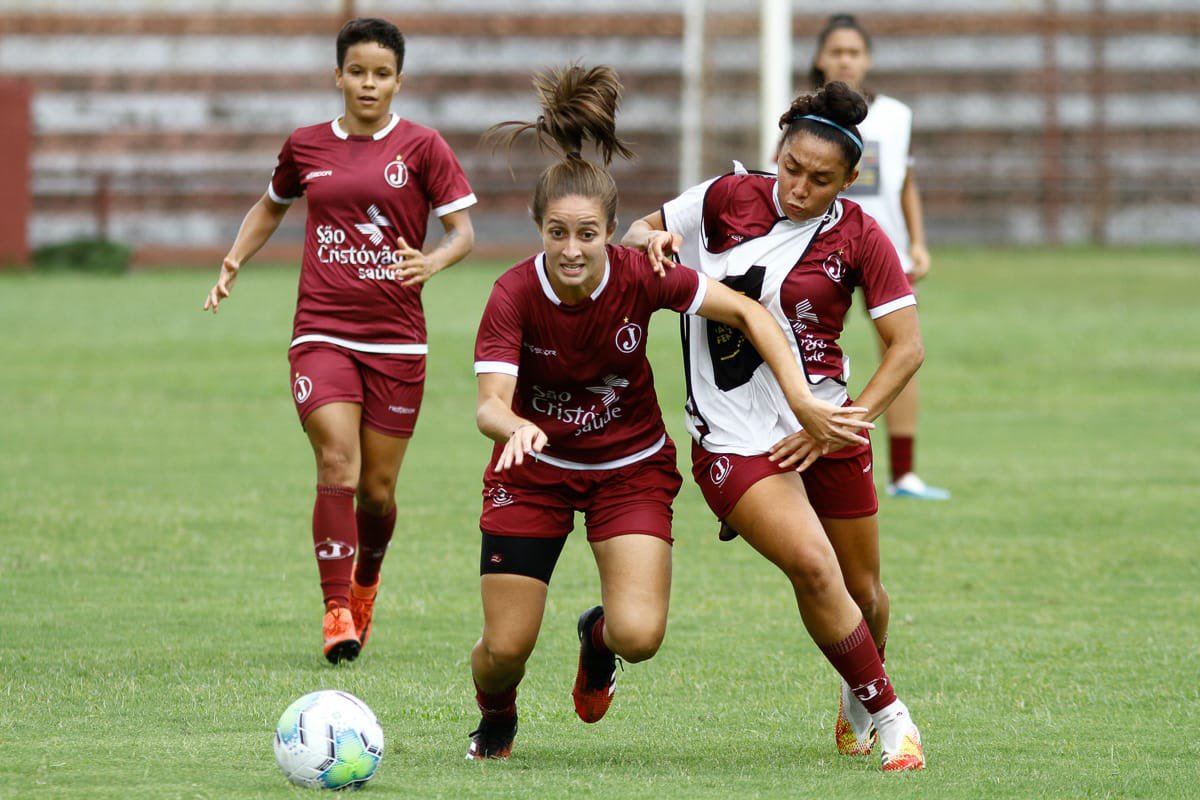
[464,65,872,760]
[624,81,927,771]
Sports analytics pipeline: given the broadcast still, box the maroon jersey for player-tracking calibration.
[474,245,706,468]
[778,198,915,382]
[269,115,476,352]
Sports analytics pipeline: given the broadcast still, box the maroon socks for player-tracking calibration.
[353,505,397,587]
[312,485,357,608]
[819,618,897,714]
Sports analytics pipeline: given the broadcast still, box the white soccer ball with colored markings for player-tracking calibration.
[273,690,384,790]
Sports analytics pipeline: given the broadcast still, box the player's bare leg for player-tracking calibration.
[574,534,671,722]
[824,514,889,755]
[467,574,547,759]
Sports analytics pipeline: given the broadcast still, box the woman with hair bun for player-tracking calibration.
[624,81,926,771]
[464,65,872,760]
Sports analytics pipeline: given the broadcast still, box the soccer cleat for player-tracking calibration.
[835,680,877,756]
[465,714,518,761]
[886,472,951,501]
[880,723,925,772]
[718,521,740,542]
[572,606,617,723]
[349,577,379,649]
[322,601,361,664]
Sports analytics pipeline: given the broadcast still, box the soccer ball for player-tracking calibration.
[273,690,384,790]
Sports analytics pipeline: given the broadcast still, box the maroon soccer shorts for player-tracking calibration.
[287,342,425,438]
[691,438,878,521]
[480,439,682,543]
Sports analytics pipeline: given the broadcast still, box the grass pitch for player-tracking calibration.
[1,247,1197,799]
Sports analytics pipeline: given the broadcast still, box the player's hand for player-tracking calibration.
[392,237,438,286]
[909,242,931,281]
[643,230,683,277]
[786,400,873,454]
[767,430,822,473]
[495,423,548,472]
[203,257,240,313]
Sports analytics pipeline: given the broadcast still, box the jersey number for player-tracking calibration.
[706,266,765,391]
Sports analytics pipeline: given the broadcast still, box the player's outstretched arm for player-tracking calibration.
[697,277,873,469]
[622,211,680,277]
[476,372,547,472]
[203,193,289,313]
[394,208,475,286]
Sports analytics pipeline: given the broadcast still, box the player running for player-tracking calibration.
[465,64,872,760]
[624,81,927,771]
[203,18,476,664]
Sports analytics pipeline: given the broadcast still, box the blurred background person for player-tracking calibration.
[810,12,949,501]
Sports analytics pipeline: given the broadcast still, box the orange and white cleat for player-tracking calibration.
[322,601,360,664]
[349,578,379,649]
[465,714,518,761]
[835,681,877,756]
[572,606,617,723]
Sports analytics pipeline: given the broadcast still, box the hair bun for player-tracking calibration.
[811,81,868,127]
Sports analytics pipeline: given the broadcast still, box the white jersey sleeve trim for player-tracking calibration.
[684,275,708,315]
[533,434,665,471]
[267,182,297,205]
[289,334,428,354]
[867,294,917,320]
[474,360,519,376]
[434,193,477,217]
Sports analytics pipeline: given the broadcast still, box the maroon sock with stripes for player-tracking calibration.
[353,505,396,587]
[889,435,914,482]
[475,680,518,721]
[312,485,357,608]
[819,618,897,714]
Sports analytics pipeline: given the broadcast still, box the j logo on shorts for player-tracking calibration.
[710,456,733,487]
[294,374,313,403]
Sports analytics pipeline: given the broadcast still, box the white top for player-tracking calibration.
[844,94,914,273]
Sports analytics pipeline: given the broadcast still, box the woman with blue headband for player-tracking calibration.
[623,80,926,772]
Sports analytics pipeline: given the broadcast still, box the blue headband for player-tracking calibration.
[797,114,864,155]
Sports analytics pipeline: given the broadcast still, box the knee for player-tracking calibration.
[846,580,887,619]
[781,547,843,599]
[314,445,357,485]
[604,619,665,664]
[355,481,395,515]
[479,635,535,673]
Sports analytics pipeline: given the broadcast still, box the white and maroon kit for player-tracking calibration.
[269,114,477,352]
[662,170,915,457]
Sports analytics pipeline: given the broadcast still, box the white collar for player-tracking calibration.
[534,252,611,305]
[331,113,400,141]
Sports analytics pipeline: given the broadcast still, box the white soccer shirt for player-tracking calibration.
[844,95,914,272]
[663,171,915,455]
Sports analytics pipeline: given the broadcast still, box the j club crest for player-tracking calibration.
[384,157,408,188]
[615,321,643,353]
[822,249,847,282]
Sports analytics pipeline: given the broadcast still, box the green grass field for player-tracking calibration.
[1,247,1197,799]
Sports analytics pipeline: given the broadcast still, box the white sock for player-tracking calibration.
[870,699,915,753]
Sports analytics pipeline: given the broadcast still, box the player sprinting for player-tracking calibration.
[203,18,476,664]
[465,64,872,760]
[624,81,926,771]
[810,13,949,501]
